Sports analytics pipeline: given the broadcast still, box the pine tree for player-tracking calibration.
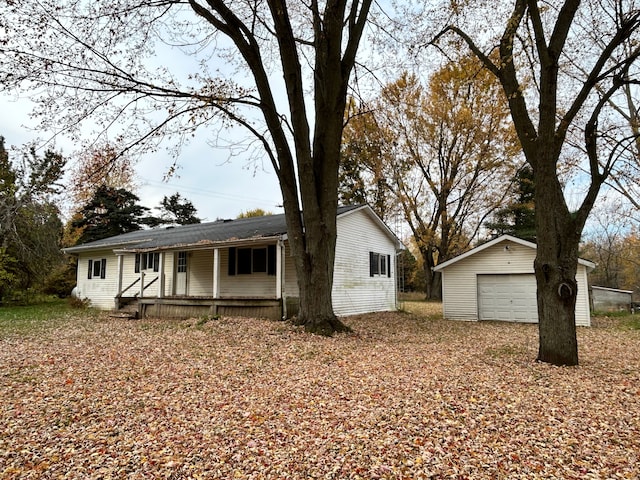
[73,185,150,244]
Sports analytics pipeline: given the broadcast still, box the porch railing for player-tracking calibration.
[118,277,141,298]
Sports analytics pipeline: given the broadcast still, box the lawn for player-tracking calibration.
[1,304,639,479]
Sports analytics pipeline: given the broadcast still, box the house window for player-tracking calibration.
[135,252,159,273]
[369,252,391,278]
[228,245,277,275]
[177,252,187,273]
[87,259,107,279]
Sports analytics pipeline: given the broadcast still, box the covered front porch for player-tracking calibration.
[112,237,298,320]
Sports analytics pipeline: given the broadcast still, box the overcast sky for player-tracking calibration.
[0,92,284,222]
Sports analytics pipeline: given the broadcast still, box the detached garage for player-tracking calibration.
[433,235,595,326]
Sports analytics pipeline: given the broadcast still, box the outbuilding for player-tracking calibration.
[590,286,633,312]
[433,235,595,326]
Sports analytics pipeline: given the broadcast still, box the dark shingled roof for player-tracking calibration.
[64,205,362,254]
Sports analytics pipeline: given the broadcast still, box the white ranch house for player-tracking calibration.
[433,235,595,326]
[64,205,402,320]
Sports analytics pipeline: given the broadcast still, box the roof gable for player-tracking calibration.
[433,235,595,271]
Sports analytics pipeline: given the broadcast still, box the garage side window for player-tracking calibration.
[87,259,107,279]
[369,252,391,278]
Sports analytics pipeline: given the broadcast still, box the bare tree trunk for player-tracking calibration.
[533,162,581,366]
[423,263,442,300]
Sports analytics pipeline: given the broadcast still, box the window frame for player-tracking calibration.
[228,245,277,276]
[87,258,107,280]
[135,252,160,273]
[369,251,391,278]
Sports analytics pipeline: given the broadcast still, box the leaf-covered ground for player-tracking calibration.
[1,309,639,479]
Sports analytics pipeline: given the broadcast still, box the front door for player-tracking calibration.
[175,251,187,295]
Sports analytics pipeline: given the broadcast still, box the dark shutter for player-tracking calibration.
[228,247,236,275]
[135,254,140,273]
[88,259,93,279]
[237,248,252,274]
[387,254,391,278]
[369,252,375,277]
[100,259,107,279]
[153,253,160,272]
[267,244,276,276]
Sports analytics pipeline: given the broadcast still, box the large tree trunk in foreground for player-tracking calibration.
[533,163,581,366]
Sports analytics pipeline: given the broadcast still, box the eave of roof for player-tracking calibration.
[63,204,387,255]
[433,234,596,271]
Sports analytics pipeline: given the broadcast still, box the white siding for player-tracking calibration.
[188,250,214,296]
[441,240,534,321]
[332,208,397,316]
[440,238,591,326]
[75,250,119,310]
[283,242,299,298]
[118,253,174,298]
[575,265,591,327]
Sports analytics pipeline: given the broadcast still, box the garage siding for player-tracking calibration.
[441,240,534,321]
[438,237,592,326]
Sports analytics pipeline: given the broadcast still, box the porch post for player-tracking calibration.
[116,254,123,296]
[158,252,165,298]
[275,241,282,299]
[213,248,220,299]
[139,270,145,298]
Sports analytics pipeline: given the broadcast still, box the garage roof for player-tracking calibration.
[433,235,596,272]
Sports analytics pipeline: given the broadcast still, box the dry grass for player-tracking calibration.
[1,309,639,479]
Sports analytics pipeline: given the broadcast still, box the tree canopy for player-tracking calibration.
[2,0,375,334]
[72,185,150,244]
[436,0,640,365]
[0,136,66,300]
[341,57,520,299]
[146,193,201,227]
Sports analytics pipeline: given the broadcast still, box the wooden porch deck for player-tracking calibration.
[117,296,299,321]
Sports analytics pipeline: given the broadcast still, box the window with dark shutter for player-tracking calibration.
[135,254,140,273]
[387,254,391,278]
[228,247,236,275]
[87,258,106,279]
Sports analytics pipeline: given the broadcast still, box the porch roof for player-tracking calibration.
[64,205,361,254]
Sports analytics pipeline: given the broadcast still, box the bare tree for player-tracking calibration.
[435,0,640,365]
[342,59,520,300]
[1,0,374,334]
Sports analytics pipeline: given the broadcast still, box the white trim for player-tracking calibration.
[591,285,633,294]
[275,240,283,299]
[158,252,165,298]
[213,248,220,299]
[116,255,124,296]
[433,235,595,271]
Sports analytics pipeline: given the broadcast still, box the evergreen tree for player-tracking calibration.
[485,166,536,243]
[73,185,150,244]
[146,192,201,227]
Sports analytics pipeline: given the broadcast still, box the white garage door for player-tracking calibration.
[477,274,538,323]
